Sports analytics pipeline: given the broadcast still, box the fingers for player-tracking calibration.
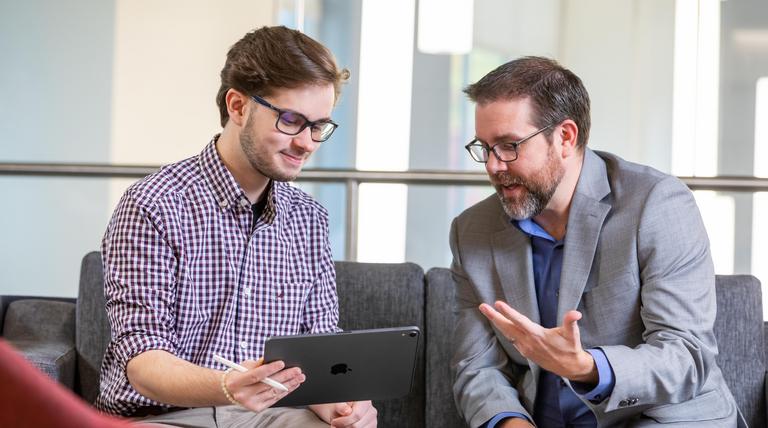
[232,368,306,413]
[478,303,515,329]
[331,401,377,428]
[493,301,538,332]
[561,310,582,344]
[228,360,291,388]
[335,402,353,416]
[479,301,535,343]
[240,358,264,369]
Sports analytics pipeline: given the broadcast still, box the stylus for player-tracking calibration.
[213,353,290,392]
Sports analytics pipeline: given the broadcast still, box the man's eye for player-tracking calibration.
[311,122,331,132]
[279,111,304,126]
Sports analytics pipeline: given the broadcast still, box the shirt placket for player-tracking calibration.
[230,196,259,361]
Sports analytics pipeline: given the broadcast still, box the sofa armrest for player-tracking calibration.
[5,339,76,389]
[765,371,768,428]
[2,299,76,389]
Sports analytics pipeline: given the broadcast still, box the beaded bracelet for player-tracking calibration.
[220,368,243,407]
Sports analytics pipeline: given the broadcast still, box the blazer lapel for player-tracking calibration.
[557,149,611,323]
[491,222,540,325]
[491,211,541,382]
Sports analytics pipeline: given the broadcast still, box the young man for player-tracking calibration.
[97,26,377,428]
[450,57,742,427]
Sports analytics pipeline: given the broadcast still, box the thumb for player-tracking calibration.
[335,402,352,416]
[562,310,582,343]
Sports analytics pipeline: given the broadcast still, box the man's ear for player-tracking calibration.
[225,89,249,127]
[558,119,579,158]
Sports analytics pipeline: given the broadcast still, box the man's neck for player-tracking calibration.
[215,127,270,203]
[532,154,585,241]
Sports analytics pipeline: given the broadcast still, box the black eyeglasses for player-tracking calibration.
[465,123,554,163]
[251,95,338,142]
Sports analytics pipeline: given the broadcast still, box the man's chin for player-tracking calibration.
[498,195,538,221]
[254,164,300,183]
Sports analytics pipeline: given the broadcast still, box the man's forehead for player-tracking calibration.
[475,98,536,140]
[268,84,335,118]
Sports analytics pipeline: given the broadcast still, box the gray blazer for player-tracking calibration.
[450,149,743,427]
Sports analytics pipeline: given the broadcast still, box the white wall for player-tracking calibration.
[109,0,275,207]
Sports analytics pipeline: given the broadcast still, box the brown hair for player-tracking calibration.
[464,56,591,148]
[216,26,350,127]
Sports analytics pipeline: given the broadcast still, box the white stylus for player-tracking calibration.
[213,354,289,392]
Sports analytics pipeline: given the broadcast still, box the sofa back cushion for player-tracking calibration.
[3,298,77,389]
[335,261,426,428]
[714,274,766,428]
[76,251,111,404]
[425,267,465,428]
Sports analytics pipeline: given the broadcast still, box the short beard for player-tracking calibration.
[494,145,564,220]
[239,113,299,182]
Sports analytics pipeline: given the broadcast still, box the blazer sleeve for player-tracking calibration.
[449,217,533,427]
[599,175,719,411]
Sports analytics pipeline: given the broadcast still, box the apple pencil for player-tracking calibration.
[213,353,289,392]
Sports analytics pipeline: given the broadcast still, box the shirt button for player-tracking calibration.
[239,341,248,349]
[244,287,251,296]
[239,198,250,209]
[219,200,229,209]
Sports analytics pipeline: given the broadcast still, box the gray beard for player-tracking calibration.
[494,149,563,220]
[498,189,548,220]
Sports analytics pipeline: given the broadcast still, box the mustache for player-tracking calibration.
[494,172,525,187]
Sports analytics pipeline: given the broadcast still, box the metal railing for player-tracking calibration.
[3,162,768,259]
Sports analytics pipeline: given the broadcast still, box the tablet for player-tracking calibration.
[263,326,421,407]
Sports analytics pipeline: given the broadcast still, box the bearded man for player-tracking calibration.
[450,56,742,428]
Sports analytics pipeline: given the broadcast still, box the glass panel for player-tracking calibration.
[0,177,115,297]
[293,182,347,260]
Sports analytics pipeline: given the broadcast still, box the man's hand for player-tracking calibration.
[224,358,306,412]
[479,301,597,383]
[499,418,535,428]
[309,401,377,427]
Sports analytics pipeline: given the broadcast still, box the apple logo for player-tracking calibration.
[330,363,351,375]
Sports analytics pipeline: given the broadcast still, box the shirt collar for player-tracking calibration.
[513,218,559,243]
[198,135,247,211]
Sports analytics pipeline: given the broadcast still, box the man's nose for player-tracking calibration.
[485,151,509,175]
[291,127,318,153]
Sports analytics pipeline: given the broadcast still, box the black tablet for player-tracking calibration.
[263,326,421,407]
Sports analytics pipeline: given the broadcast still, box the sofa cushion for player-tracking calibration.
[714,274,766,428]
[6,339,76,389]
[3,299,77,388]
[425,267,465,428]
[335,261,426,428]
[3,299,76,342]
[76,251,111,404]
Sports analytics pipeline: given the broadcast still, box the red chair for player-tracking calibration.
[0,338,132,428]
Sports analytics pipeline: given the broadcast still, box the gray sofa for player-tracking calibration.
[1,252,766,427]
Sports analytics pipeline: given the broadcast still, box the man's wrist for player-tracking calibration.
[568,350,598,384]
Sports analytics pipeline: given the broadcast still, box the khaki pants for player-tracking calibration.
[134,406,328,428]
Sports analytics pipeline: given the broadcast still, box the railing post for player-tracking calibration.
[345,178,358,261]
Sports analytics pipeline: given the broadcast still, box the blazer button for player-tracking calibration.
[619,399,629,407]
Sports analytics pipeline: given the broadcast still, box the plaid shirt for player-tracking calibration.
[95,138,339,415]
